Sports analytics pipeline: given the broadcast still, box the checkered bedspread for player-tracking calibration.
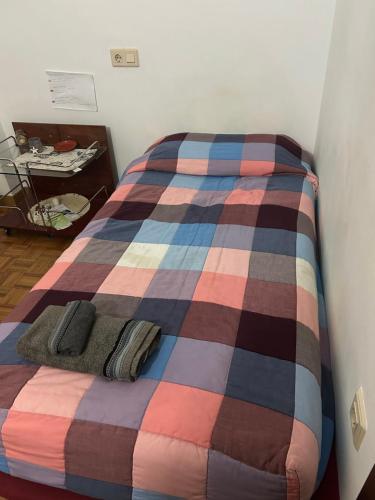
[0,133,334,500]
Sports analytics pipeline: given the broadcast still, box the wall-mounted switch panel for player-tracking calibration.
[350,386,367,451]
[110,48,139,67]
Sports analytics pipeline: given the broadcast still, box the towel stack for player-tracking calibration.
[17,300,161,382]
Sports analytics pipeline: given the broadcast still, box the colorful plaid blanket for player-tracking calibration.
[0,133,334,500]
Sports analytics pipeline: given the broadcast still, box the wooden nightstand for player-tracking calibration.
[0,122,117,237]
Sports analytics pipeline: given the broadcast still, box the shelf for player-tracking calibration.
[0,146,107,178]
[0,122,116,238]
[0,192,107,237]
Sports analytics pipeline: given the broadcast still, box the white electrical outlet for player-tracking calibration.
[350,386,367,450]
[110,48,139,67]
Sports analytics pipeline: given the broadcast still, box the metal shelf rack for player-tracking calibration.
[0,135,108,236]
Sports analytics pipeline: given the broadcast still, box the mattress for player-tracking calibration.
[0,133,334,500]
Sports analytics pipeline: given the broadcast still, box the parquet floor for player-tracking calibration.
[0,230,72,322]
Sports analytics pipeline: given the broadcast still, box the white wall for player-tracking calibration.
[315,0,375,498]
[0,0,335,186]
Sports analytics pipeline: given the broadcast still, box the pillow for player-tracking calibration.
[127,133,317,191]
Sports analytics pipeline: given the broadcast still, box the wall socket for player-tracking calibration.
[350,386,367,451]
[110,48,139,67]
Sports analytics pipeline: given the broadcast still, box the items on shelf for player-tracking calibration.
[6,141,98,172]
[53,139,77,152]
[27,194,91,231]
[28,137,44,153]
[15,129,29,153]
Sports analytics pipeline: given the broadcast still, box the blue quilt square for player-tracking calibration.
[266,175,304,193]
[275,144,301,168]
[136,171,175,187]
[209,142,244,160]
[95,219,143,243]
[169,174,204,190]
[140,335,177,380]
[302,177,315,198]
[226,348,295,417]
[133,488,181,500]
[252,227,297,257]
[133,220,180,244]
[134,298,190,336]
[160,245,209,271]
[149,140,182,160]
[296,232,316,269]
[295,364,321,443]
[178,140,212,159]
[66,474,132,500]
[0,323,32,365]
[200,176,236,191]
[182,204,223,225]
[172,223,216,247]
[0,455,9,474]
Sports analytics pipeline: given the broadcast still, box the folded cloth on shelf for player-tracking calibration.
[47,300,96,356]
[17,305,161,382]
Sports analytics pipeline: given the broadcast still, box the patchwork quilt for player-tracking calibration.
[0,133,334,500]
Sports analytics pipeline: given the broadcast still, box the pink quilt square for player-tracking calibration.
[98,266,156,297]
[225,189,265,206]
[176,158,208,175]
[297,286,319,338]
[2,410,71,472]
[287,419,319,500]
[32,262,70,291]
[108,184,134,202]
[204,247,250,277]
[12,366,94,418]
[158,187,197,206]
[133,431,208,498]
[193,272,247,310]
[57,237,90,264]
[240,160,275,176]
[299,193,315,221]
[141,381,223,448]
[127,160,148,174]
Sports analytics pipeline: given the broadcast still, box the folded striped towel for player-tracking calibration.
[48,300,96,356]
[17,305,161,382]
[104,319,161,381]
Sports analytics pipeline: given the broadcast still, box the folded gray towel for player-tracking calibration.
[48,300,96,356]
[17,305,161,382]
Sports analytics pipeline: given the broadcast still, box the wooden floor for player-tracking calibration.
[0,229,72,322]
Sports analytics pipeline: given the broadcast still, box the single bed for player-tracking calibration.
[0,133,334,500]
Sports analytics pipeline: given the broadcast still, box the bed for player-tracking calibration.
[0,133,334,500]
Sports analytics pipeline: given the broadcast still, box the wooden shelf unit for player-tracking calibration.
[0,123,117,237]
